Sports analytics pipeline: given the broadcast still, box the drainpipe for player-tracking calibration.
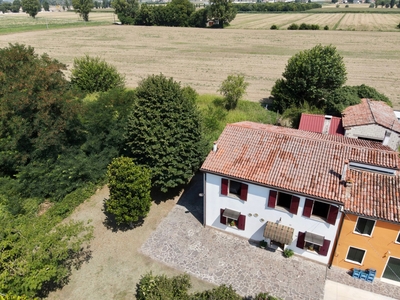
[203,172,206,228]
[328,209,345,269]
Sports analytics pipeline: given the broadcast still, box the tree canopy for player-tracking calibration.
[218,74,249,110]
[21,0,41,18]
[124,74,207,192]
[271,44,347,113]
[111,0,139,24]
[208,0,237,28]
[106,157,152,226]
[70,55,125,93]
[72,0,94,21]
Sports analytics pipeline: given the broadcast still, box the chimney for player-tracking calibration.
[213,142,218,152]
[382,130,391,146]
[341,160,349,181]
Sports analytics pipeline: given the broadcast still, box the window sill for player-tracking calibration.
[275,206,291,213]
[310,215,328,223]
[345,259,363,265]
[353,232,373,237]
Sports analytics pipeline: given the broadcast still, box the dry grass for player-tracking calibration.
[1,12,399,108]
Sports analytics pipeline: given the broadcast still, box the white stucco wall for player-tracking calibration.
[204,173,342,264]
[344,124,400,151]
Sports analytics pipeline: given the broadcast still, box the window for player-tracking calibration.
[302,199,339,225]
[221,179,248,201]
[354,217,375,236]
[346,247,366,265]
[396,232,400,244]
[267,190,300,214]
[220,208,246,230]
[382,257,400,282]
[296,231,330,256]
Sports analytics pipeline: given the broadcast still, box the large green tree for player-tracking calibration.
[70,55,125,93]
[21,0,41,18]
[208,0,237,28]
[106,157,152,226]
[271,44,347,113]
[124,74,206,192]
[11,0,21,12]
[111,0,139,24]
[0,44,83,177]
[72,0,93,21]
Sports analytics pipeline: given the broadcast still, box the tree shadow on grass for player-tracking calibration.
[102,199,145,233]
[38,246,93,298]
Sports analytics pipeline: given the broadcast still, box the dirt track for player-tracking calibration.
[47,186,215,300]
[0,24,399,108]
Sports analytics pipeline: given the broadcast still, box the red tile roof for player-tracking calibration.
[342,98,400,133]
[201,122,400,222]
[299,114,344,136]
[343,169,400,223]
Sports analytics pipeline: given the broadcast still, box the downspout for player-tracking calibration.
[203,172,206,228]
[328,209,345,268]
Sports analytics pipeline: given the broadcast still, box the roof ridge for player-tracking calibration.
[228,122,395,154]
[366,98,378,125]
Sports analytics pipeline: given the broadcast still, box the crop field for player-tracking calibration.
[230,12,400,31]
[1,11,399,108]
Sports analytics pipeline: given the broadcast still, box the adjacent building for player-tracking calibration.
[342,98,400,151]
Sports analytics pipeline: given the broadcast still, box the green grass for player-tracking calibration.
[0,12,113,35]
[197,94,277,143]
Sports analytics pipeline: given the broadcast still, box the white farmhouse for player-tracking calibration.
[200,121,397,265]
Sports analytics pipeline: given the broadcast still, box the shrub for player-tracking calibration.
[324,25,329,30]
[283,248,294,258]
[345,4,349,7]
[287,23,298,30]
[336,4,340,7]
[299,23,308,30]
[71,55,125,93]
[397,22,400,29]
[311,24,319,30]
[369,3,375,7]
[270,24,278,30]
[218,74,249,110]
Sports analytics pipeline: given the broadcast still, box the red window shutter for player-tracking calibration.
[296,231,305,249]
[290,196,300,214]
[220,209,226,225]
[237,214,246,230]
[221,179,228,196]
[268,190,277,208]
[318,239,331,256]
[240,183,248,201]
[303,199,313,218]
[327,205,339,225]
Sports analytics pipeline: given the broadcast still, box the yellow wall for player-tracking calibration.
[332,213,400,278]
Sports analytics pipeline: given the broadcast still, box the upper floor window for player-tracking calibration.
[303,199,339,226]
[267,190,300,214]
[221,178,248,201]
[354,217,375,236]
[220,208,246,230]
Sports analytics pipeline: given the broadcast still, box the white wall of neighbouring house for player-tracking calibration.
[344,124,400,151]
[203,172,342,264]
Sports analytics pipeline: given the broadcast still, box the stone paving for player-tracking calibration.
[140,174,400,300]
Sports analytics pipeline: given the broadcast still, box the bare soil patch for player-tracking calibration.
[1,22,399,108]
[47,186,215,300]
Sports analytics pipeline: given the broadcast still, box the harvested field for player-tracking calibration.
[1,14,399,108]
[231,13,400,31]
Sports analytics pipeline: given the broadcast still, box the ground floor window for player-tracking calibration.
[346,246,366,265]
[296,231,330,256]
[383,257,400,282]
[220,208,246,230]
[396,232,400,244]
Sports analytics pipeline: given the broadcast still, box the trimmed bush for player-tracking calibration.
[324,25,329,30]
[270,24,278,30]
[287,23,299,30]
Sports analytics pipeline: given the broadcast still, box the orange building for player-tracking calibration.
[332,166,400,284]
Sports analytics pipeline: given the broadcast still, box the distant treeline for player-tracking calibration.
[235,2,322,12]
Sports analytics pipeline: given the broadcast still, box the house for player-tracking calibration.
[298,113,344,136]
[200,121,397,265]
[342,98,400,151]
[332,165,400,283]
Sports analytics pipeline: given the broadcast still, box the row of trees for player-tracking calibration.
[112,0,237,28]
[235,2,321,12]
[0,0,51,16]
